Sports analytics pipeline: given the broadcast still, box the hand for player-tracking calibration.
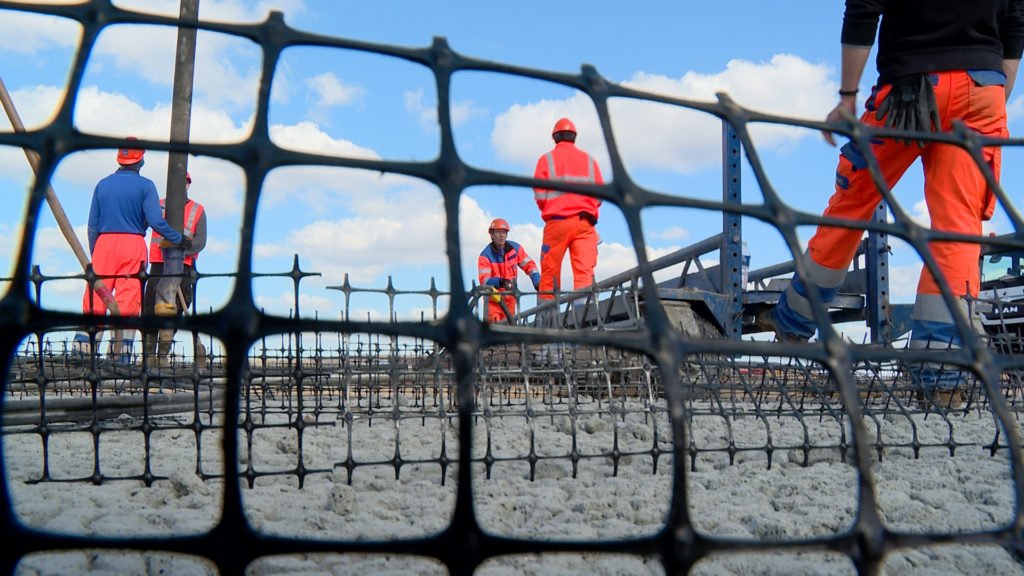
[874,74,940,147]
[822,99,858,147]
[499,278,513,291]
[179,235,193,251]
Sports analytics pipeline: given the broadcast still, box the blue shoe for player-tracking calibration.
[910,362,967,410]
[755,308,809,343]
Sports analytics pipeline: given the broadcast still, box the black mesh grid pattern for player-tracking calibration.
[2,2,1024,575]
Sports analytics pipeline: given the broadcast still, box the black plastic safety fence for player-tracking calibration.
[3,2,1024,576]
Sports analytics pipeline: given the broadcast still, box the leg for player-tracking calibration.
[78,235,120,356]
[539,219,571,300]
[142,262,163,361]
[909,73,1005,399]
[486,299,506,323]
[568,218,599,291]
[180,264,195,310]
[503,293,517,322]
[109,236,148,362]
[772,108,920,340]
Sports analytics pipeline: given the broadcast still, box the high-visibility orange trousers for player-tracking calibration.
[807,70,1004,300]
[487,293,517,323]
[539,215,598,300]
[83,233,147,316]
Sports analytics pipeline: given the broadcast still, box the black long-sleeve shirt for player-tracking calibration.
[843,0,1024,83]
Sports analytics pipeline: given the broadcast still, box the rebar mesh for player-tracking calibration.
[2,2,1024,575]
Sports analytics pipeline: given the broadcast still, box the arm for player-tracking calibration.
[188,211,207,256]
[533,155,548,211]
[478,253,500,287]
[1005,59,1020,99]
[824,0,879,146]
[823,44,873,147]
[1002,0,1024,98]
[518,248,541,288]
[87,190,100,254]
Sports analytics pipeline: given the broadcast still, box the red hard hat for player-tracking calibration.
[116,136,145,165]
[489,218,510,233]
[552,117,576,137]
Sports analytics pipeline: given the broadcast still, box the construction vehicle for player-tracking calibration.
[976,235,1024,346]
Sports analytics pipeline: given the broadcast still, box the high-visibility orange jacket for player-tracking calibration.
[149,198,205,267]
[533,141,603,222]
[478,240,540,288]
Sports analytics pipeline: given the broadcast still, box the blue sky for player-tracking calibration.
[1,0,1022,338]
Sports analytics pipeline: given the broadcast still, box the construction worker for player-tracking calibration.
[478,218,541,323]
[763,0,1023,409]
[141,171,207,363]
[533,117,604,300]
[74,138,189,361]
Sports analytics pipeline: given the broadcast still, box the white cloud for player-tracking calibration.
[0,84,248,220]
[38,277,86,303]
[0,2,290,115]
[254,290,339,319]
[404,89,436,129]
[1008,94,1024,123]
[405,89,486,132]
[35,224,90,271]
[87,23,264,112]
[909,199,930,228]
[595,242,683,287]
[0,220,91,278]
[491,95,601,170]
[307,72,364,109]
[199,235,235,256]
[491,54,836,175]
[889,263,923,301]
[269,121,379,160]
[111,0,307,23]
[0,9,80,54]
[906,197,1003,237]
[257,190,447,286]
[649,226,690,241]
[451,100,488,127]
[0,84,249,145]
[0,84,69,133]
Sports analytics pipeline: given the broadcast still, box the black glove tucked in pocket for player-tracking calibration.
[874,74,940,147]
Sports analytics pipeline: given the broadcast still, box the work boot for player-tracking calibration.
[143,332,158,369]
[916,388,963,410]
[157,338,173,369]
[935,389,963,409]
[113,337,134,365]
[195,339,208,369]
[755,308,809,343]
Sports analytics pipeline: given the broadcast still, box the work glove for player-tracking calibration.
[178,235,193,251]
[874,74,940,147]
[531,272,541,290]
[499,278,513,291]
